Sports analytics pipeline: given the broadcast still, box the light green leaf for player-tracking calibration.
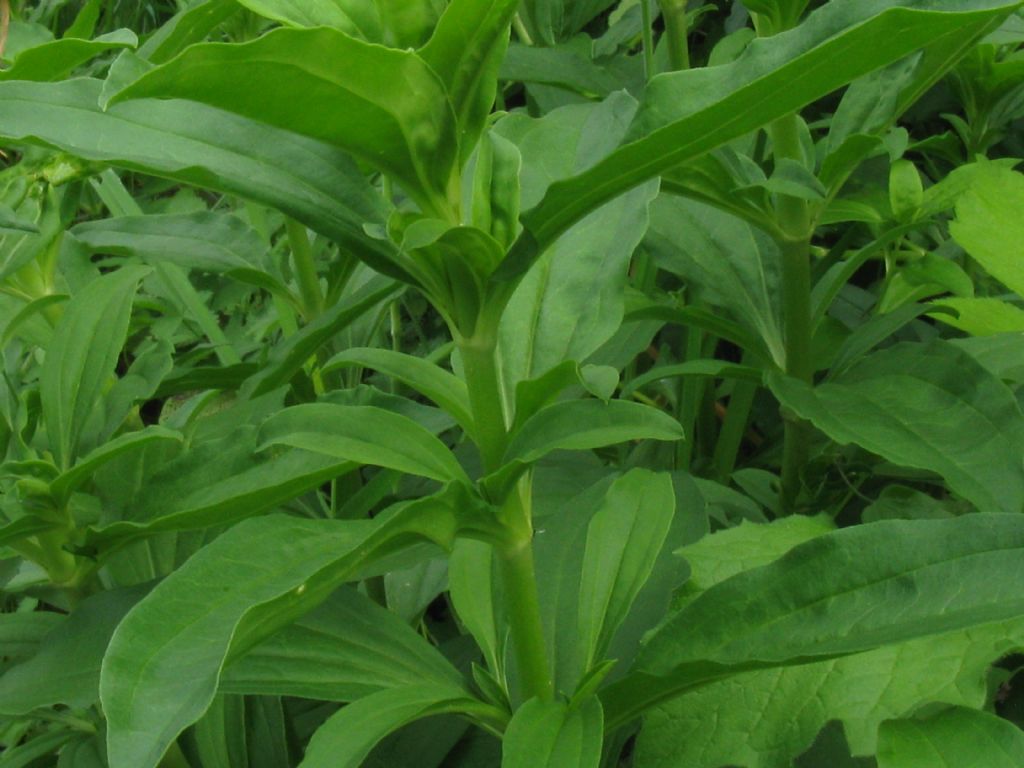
[49,426,182,504]
[40,266,149,469]
[222,586,464,701]
[0,78,408,282]
[298,685,489,768]
[769,340,1024,514]
[71,212,268,275]
[448,538,504,676]
[930,297,1024,335]
[950,167,1024,296]
[0,585,149,715]
[235,0,382,39]
[578,470,675,672]
[109,27,458,214]
[646,195,785,366]
[323,347,474,435]
[138,0,240,64]
[605,514,1024,729]
[503,0,1017,278]
[877,707,1024,767]
[0,29,137,82]
[101,496,466,768]
[258,403,470,484]
[379,0,444,47]
[501,697,603,768]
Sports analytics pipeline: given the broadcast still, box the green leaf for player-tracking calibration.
[247,276,400,396]
[503,0,1018,277]
[623,360,764,397]
[448,538,504,676]
[930,297,1024,336]
[769,340,1024,514]
[0,612,63,661]
[49,426,183,505]
[950,167,1024,297]
[419,0,519,155]
[0,29,137,82]
[323,347,474,436]
[501,697,603,768]
[379,0,444,47]
[138,0,240,64]
[71,212,269,275]
[40,266,149,469]
[258,403,470,484]
[484,400,683,496]
[0,585,149,715]
[298,685,490,768]
[605,514,1024,729]
[222,586,464,701]
[109,27,458,214]
[234,0,383,40]
[877,707,1024,767]
[577,470,675,672]
[0,78,407,282]
[101,496,466,768]
[646,195,786,366]
[635,519,1024,768]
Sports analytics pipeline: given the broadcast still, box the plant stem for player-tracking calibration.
[657,0,690,71]
[640,0,656,81]
[286,218,324,319]
[769,113,814,512]
[457,333,553,701]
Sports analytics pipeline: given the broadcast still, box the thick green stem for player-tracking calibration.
[640,0,656,80]
[657,0,690,70]
[286,218,324,319]
[770,113,814,512]
[457,334,553,701]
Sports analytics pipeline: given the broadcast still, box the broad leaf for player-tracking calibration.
[502,0,1017,277]
[950,166,1024,296]
[101,495,467,768]
[0,29,137,82]
[877,707,1024,767]
[577,470,675,672]
[235,0,383,39]
[769,340,1024,514]
[258,403,470,484]
[0,79,407,282]
[603,514,1024,728]
[222,586,464,700]
[110,27,459,214]
[501,697,603,768]
[40,266,148,469]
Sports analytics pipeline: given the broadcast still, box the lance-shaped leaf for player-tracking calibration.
[0,78,410,282]
[138,0,240,64]
[420,0,520,154]
[769,340,1024,514]
[483,400,683,497]
[40,266,149,470]
[502,697,603,768]
[500,0,1017,279]
[0,29,137,82]
[108,27,458,214]
[877,707,1024,767]
[258,403,470,484]
[602,514,1024,728]
[323,347,474,436]
[298,685,496,768]
[101,493,467,768]
[222,586,463,700]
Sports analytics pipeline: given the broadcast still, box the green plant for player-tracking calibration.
[1,1,1024,766]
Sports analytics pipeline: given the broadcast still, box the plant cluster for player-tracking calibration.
[0,0,1024,766]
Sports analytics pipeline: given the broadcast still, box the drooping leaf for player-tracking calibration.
[604,514,1024,729]
[138,0,240,64]
[0,29,137,82]
[769,340,1024,514]
[222,586,464,701]
[502,0,1018,278]
[40,266,149,469]
[0,78,407,282]
[101,494,467,768]
[501,697,603,768]
[877,707,1024,768]
[257,403,470,484]
[109,27,458,214]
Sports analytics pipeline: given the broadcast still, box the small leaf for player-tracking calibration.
[0,29,137,82]
[502,697,603,768]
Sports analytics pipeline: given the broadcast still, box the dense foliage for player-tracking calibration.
[1,0,1024,765]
